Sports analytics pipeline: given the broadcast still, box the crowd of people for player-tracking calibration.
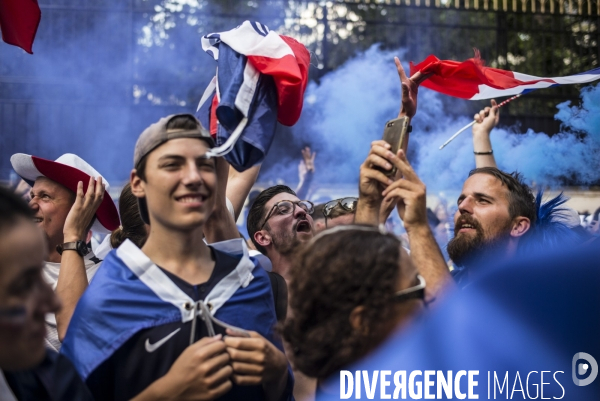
[0,55,598,401]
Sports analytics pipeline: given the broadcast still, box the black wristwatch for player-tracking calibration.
[56,241,90,257]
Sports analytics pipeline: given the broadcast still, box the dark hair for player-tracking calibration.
[326,202,355,220]
[311,203,326,222]
[110,183,147,248]
[0,185,34,232]
[468,167,536,225]
[246,185,296,254]
[282,227,406,379]
[135,115,204,182]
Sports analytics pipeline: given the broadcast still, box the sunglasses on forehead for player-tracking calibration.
[323,197,358,227]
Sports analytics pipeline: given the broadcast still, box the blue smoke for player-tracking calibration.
[273,45,600,190]
[3,14,599,191]
[0,6,215,184]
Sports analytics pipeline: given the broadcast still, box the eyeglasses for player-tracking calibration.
[394,274,426,302]
[323,197,358,227]
[260,200,314,230]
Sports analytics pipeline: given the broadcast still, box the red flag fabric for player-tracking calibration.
[201,21,310,127]
[410,49,600,100]
[0,0,41,54]
[196,21,310,171]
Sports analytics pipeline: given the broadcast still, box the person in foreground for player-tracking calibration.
[61,114,292,401]
[282,225,427,393]
[320,240,600,400]
[0,186,93,401]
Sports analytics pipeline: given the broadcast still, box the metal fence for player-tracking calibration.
[341,0,600,14]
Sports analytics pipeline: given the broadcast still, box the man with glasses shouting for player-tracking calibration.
[247,185,315,281]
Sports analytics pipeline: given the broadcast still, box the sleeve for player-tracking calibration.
[25,350,96,401]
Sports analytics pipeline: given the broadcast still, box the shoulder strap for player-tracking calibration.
[267,271,288,322]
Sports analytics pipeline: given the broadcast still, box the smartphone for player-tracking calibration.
[378,116,410,177]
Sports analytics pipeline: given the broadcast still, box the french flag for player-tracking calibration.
[410,50,600,100]
[61,239,275,380]
[197,21,310,171]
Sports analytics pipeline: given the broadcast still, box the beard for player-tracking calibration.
[271,231,301,256]
[268,218,312,257]
[447,214,512,267]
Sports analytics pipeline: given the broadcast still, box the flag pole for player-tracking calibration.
[439,94,522,150]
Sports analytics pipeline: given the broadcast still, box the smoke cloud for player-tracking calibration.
[264,45,600,191]
[0,7,215,184]
[2,13,598,193]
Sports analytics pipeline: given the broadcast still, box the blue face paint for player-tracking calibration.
[0,306,27,325]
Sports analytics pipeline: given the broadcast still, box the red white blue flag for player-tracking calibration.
[197,21,310,171]
[410,50,600,100]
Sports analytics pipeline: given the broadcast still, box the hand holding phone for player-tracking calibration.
[376,116,411,177]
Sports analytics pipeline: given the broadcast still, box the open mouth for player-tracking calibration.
[33,217,43,224]
[296,220,312,233]
[456,220,478,234]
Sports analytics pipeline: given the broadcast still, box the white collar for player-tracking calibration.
[116,238,255,322]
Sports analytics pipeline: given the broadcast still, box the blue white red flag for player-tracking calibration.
[196,21,310,171]
[410,50,600,100]
[61,239,275,380]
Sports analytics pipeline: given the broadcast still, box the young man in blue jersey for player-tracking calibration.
[62,114,291,401]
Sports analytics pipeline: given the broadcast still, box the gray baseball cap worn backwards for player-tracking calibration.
[134,113,215,224]
[134,113,214,168]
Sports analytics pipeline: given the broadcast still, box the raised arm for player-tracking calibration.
[56,177,104,341]
[394,56,430,153]
[203,157,239,243]
[357,57,430,225]
[226,164,261,222]
[472,99,500,169]
[381,150,455,302]
[295,146,316,200]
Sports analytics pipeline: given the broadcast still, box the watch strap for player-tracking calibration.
[56,241,89,257]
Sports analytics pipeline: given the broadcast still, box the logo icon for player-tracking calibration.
[572,352,598,386]
[145,328,181,353]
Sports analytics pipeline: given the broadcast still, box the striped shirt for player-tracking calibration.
[42,252,102,351]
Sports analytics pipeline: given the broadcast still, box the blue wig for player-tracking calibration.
[518,191,589,254]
